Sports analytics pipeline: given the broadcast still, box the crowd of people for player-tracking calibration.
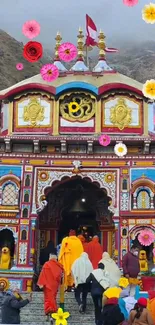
[0,230,155,325]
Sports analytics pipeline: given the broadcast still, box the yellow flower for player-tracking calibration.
[68,101,80,113]
[142,3,155,24]
[118,277,129,288]
[52,308,70,325]
[142,79,155,99]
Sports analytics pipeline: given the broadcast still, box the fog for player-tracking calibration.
[0,0,155,47]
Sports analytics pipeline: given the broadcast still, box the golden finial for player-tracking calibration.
[141,173,147,178]
[77,27,84,61]
[54,31,62,60]
[98,30,106,60]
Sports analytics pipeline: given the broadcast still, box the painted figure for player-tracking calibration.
[139,250,148,272]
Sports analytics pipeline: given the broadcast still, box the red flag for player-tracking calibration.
[86,14,98,47]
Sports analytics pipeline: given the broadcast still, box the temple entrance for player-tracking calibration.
[39,176,113,246]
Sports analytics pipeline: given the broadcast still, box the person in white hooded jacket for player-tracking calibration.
[71,252,93,313]
[99,252,121,287]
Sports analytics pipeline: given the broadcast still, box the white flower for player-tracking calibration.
[114,142,127,157]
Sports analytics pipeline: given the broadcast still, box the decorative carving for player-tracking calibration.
[60,141,67,154]
[87,141,93,154]
[110,98,132,130]
[19,242,27,264]
[23,98,45,126]
[33,140,40,154]
[59,93,95,122]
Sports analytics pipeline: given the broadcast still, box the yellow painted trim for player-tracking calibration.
[82,161,100,166]
[53,100,59,135]
[108,161,127,166]
[95,100,101,133]
[1,159,21,164]
[108,231,112,256]
[53,160,72,165]
[143,101,148,136]
[8,102,13,134]
[135,162,154,166]
[29,160,46,165]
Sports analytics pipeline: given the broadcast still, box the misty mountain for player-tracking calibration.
[0,30,155,91]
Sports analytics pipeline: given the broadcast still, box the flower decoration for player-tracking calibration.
[142,79,155,99]
[58,42,77,62]
[104,173,115,183]
[22,20,41,39]
[114,142,127,157]
[68,102,80,113]
[123,0,138,6]
[142,3,155,24]
[16,63,24,71]
[0,278,9,291]
[138,230,155,246]
[23,41,43,62]
[52,308,70,325]
[40,64,59,82]
[118,277,129,288]
[99,135,111,147]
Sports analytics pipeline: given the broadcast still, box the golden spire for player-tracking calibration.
[54,31,62,61]
[77,27,84,61]
[98,30,106,60]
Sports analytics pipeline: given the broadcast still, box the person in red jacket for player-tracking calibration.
[122,245,140,297]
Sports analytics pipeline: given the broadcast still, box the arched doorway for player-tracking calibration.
[39,176,114,245]
[0,229,15,269]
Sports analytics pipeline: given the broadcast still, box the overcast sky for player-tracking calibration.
[0,0,155,47]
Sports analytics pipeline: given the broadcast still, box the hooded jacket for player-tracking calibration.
[1,293,29,324]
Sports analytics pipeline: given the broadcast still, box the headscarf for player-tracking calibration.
[137,297,147,308]
[71,252,93,287]
[100,252,121,287]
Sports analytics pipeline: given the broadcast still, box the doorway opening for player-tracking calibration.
[132,233,153,267]
[0,229,15,269]
[39,176,113,244]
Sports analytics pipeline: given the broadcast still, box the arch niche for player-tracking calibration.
[129,225,155,261]
[38,175,115,243]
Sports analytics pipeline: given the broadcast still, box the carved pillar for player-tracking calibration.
[13,233,18,266]
[143,140,151,154]
[33,140,40,154]
[4,138,11,152]
[29,218,36,266]
[87,141,93,154]
[150,193,154,209]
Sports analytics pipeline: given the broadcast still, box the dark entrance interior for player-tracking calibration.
[39,176,112,244]
[132,234,153,261]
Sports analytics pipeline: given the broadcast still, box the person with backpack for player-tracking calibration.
[128,298,154,325]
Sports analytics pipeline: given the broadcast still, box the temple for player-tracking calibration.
[0,28,154,291]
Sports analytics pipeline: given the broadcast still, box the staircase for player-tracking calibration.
[21,292,95,325]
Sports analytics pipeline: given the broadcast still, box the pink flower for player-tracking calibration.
[99,135,111,147]
[16,63,24,70]
[40,63,59,82]
[123,0,138,6]
[22,20,41,39]
[138,230,155,246]
[58,42,77,62]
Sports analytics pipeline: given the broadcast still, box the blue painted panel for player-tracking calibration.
[0,166,22,178]
[56,82,98,95]
[131,168,155,182]
[148,103,154,133]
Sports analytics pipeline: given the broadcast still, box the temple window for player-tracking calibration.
[25,175,31,187]
[21,230,27,240]
[122,179,128,191]
[22,208,28,218]
[137,190,150,209]
[2,183,17,206]
[24,192,29,203]
[122,228,127,237]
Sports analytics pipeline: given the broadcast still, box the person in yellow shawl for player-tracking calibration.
[58,230,83,290]
[103,277,129,305]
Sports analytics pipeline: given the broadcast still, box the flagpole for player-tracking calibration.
[86,45,89,68]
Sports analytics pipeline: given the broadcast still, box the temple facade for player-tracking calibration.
[0,29,154,291]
